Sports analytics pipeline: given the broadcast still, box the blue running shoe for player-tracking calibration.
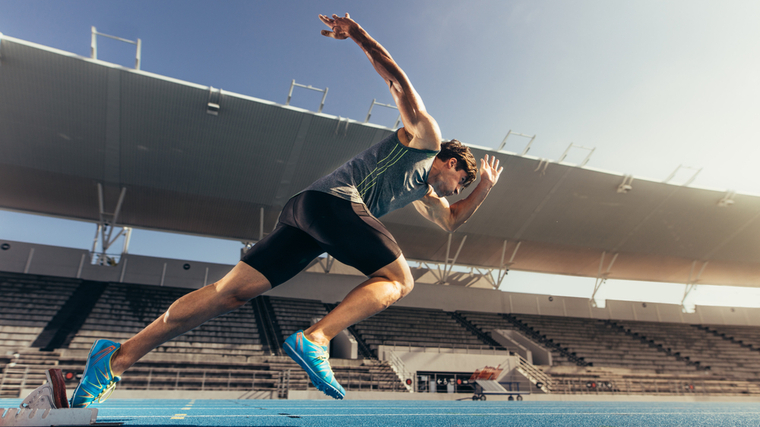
[283,330,345,399]
[70,339,122,408]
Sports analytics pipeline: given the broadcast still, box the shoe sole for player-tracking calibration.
[283,341,344,399]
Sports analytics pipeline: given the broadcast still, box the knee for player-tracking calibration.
[212,281,250,311]
[397,274,414,299]
[390,268,415,301]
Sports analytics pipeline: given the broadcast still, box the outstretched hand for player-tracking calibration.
[319,13,357,40]
[479,154,503,188]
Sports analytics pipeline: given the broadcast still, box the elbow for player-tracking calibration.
[444,219,464,233]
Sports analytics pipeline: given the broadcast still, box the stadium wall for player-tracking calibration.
[1,239,759,326]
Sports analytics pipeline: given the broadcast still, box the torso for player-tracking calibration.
[304,131,439,218]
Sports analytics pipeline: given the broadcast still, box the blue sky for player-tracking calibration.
[1,0,760,308]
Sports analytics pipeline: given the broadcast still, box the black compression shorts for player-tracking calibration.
[241,191,402,287]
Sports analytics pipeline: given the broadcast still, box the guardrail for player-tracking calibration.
[515,354,553,393]
[381,342,506,355]
[556,378,760,395]
[386,350,414,392]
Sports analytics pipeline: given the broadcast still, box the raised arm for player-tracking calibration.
[413,154,503,232]
[319,13,441,150]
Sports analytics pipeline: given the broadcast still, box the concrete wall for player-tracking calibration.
[376,345,513,374]
[2,239,760,326]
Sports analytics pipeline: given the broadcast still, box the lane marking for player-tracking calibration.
[99,411,760,419]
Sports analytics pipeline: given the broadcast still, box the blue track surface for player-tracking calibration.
[3,399,760,426]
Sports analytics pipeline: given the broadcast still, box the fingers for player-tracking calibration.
[480,154,503,174]
[321,29,336,38]
[319,14,333,25]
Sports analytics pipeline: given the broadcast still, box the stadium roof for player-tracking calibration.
[2,35,760,288]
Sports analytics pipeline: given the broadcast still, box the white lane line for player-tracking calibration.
[98,411,760,418]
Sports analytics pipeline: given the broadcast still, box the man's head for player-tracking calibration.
[429,139,477,197]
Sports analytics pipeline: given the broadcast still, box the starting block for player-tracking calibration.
[0,369,118,426]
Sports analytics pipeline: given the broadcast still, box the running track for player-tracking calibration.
[3,399,760,426]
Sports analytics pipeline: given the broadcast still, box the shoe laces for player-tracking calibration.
[95,379,118,403]
[315,350,329,364]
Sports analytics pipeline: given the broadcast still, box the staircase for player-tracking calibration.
[0,349,61,398]
[514,354,553,393]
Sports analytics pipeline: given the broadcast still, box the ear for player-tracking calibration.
[447,158,457,169]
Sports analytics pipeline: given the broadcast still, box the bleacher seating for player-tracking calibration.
[3,270,760,397]
[69,282,265,357]
[703,324,760,350]
[268,297,329,345]
[615,321,760,379]
[458,310,573,366]
[352,306,490,356]
[0,272,79,350]
[512,314,699,374]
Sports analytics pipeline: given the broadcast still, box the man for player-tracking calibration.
[70,13,502,405]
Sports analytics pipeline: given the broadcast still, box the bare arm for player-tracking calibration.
[319,13,440,150]
[413,155,503,232]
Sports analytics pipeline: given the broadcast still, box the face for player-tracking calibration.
[432,159,468,197]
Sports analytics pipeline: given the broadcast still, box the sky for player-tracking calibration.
[1,0,760,309]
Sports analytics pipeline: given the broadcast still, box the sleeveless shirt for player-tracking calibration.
[305,131,439,218]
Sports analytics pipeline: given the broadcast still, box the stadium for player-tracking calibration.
[2,3,760,426]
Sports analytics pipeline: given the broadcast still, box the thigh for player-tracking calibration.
[241,222,325,287]
[293,192,402,276]
[214,261,273,302]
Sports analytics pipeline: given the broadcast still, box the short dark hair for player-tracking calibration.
[437,139,477,187]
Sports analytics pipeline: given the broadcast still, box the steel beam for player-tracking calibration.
[590,251,618,307]
[681,260,708,312]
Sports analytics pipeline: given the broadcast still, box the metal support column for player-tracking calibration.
[483,240,521,290]
[681,260,708,313]
[590,251,618,307]
[424,234,467,285]
[91,184,132,265]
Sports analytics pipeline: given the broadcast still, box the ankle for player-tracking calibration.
[303,330,330,347]
[110,348,127,377]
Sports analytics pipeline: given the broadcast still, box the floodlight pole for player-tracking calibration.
[497,130,536,155]
[663,164,702,187]
[91,26,142,70]
[286,80,328,113]
[558,143,595,167]
[365,99,402,128]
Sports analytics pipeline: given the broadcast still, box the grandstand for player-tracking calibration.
[2,256,760,399]
[2,33,760,401]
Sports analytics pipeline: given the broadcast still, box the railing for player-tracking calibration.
[381,342,507,355]
[386,350,414,392]
[277,370,290,399]
[113,366,408,394]
[119,367,269,391]
[515,354,553,393]
[501,314,590,366]
[556,378,760,395]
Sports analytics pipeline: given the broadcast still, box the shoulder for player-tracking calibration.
[416,186,449,208]
[400,112,441,151]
